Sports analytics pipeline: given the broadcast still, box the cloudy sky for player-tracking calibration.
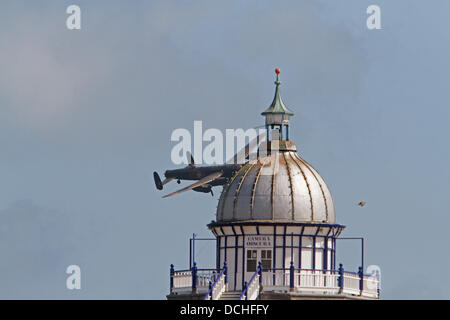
[0,0,449,299]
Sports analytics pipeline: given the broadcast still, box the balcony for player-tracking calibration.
[168,262,380,300]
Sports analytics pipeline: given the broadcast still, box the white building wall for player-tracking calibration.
[211,224,342,291]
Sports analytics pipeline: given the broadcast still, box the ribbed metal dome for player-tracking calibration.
[217,142,335,223]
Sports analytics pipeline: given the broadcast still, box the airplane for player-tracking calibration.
[154,132,265,198]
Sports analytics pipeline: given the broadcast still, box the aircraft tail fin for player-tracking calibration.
[153,172,163,190]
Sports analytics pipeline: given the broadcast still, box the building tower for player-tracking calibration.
[167,70,380,300]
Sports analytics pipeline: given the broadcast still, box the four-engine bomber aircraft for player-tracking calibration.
[154,132,265,198]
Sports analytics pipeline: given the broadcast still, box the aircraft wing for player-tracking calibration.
[162,171,223,198]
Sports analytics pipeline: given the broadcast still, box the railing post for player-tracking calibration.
[289,261,295,292]
[208,280,212,299]
[169,264,174,294]
[376,269,380,298]
[358,266,363,296]
[338,264,344,293]
[224,261,228,291]
[243,281,248,300]
[192,262,198,294]
[258,261,263,293]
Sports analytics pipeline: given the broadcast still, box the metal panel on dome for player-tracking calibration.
[217,188,227,221]
[234,164,260,221]
[286,152,313,222]
[219,167,247,221]
[272,153,293,220]
[302,160,336,224]
[294,154,327,222]
[251,160,275,220]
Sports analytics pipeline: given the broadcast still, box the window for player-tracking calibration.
[246,250,257,272]
[261,250,272,270]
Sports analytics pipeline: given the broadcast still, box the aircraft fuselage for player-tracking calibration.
[164,164,242,181]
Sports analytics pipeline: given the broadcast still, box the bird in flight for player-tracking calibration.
[357,201,366,207]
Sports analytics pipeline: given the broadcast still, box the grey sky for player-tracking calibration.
[0,0,449,299]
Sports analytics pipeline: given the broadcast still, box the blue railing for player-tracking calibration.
[203,262,228,300]
[239,261,262,300]
[170,262,379,299]
[169,263,217,294]
[259,264,379,298]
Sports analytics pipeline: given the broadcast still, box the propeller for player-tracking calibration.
[226,132,266,165]
[162,171,223,198]
[186,151,195,167]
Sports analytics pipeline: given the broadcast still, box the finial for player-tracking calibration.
[261,68,294,117]
[275,68,281,84]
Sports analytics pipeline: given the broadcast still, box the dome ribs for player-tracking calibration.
[282,152,295,220]
[249,165,263,220]
[232,164,253,220]
[295,154,329,222]
[217,185,228,220]
[215,143,335,224]
[270,154,277,220]
[218,168,240,220]
[289,152,314,221]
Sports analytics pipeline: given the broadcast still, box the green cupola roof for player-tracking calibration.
[261,68,294,116]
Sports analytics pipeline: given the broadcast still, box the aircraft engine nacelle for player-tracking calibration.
[192,185,212,193]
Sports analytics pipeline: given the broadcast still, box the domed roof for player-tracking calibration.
[216,142,335,224]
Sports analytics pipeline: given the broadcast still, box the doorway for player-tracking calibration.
[246,249,272,273]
